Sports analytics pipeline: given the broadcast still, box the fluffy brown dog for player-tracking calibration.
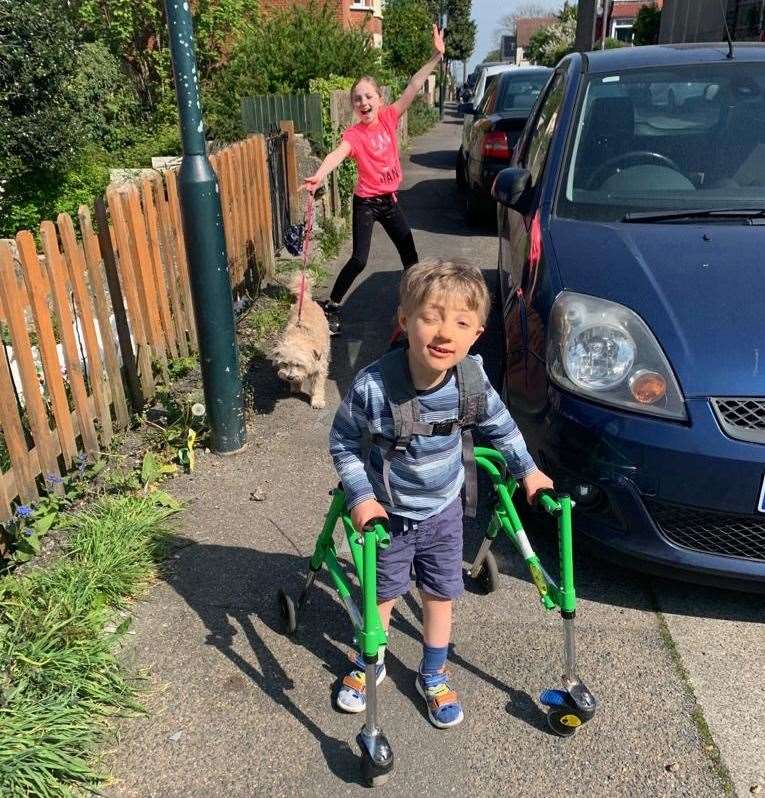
[271,272,330,409]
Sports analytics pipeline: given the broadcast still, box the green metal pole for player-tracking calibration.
[163,0,246,454]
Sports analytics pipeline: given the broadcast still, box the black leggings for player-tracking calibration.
[329,194,419,304]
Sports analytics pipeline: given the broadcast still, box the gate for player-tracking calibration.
[266,131,290,255]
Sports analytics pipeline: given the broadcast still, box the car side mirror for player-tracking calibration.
[458,102,475,115]
[492,167,533,214]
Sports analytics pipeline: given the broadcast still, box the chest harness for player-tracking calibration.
[373,347,487,517]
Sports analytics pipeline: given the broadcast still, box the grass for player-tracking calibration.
[654,610,735,795]
[0,494,179,797]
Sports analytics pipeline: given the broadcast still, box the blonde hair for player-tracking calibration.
[399,258,491,324]
[350,75,382,102]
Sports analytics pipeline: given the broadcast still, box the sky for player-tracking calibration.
[465,0,558,72]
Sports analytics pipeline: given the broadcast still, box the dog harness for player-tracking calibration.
[373,347,487,517]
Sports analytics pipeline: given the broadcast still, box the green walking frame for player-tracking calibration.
[277,446,597,787]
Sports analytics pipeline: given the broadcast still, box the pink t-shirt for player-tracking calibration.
[342,105,402,197]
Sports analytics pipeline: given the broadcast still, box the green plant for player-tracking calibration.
[407,95,439,138]
[633,3,661,46]
[382,0,434,76]
[2,455,106,564]
[317,214,348,261]
[167,354,200,380]
[0,494,179,795]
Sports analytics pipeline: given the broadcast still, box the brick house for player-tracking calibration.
[606,0,664,44]
[261,0,383,47]
[514,16,558,64]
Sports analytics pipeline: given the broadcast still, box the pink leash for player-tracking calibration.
[296,193,315,324]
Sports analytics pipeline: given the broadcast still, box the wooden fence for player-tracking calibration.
[241,93,323,143]
[0,130,298,524]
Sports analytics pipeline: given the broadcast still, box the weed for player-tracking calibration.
[0,494,179,796]
[167,354,199,380]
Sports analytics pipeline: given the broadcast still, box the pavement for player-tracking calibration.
[105,106,764,798]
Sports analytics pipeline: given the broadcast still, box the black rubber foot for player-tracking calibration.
[466,550,499,594]
[546,706,581,737]
[277,588,297,635]
[358,731,394,787]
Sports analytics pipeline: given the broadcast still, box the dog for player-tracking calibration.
[271,271,330,409]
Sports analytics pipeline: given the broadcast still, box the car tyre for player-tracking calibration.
[456,148,466,192]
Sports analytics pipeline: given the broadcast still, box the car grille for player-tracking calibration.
[646,498,765,562]
[711,398,765,444]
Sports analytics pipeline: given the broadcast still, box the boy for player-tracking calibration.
[329,259,553,728]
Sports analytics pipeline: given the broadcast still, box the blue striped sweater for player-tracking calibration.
[329,354,538,520]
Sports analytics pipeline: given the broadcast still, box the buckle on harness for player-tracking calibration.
[431,419,458,436]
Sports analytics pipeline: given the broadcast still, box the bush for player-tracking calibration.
[205,1,380,141]
[382,0,433,76]
[407,96,439,138]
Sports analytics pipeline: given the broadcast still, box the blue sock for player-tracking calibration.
[421,644,448,675]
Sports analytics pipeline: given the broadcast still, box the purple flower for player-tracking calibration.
[15,505,32,519]
[46,473,64,485]
[23,529,33,537]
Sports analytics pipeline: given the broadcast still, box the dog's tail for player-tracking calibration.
[286,270,313,301]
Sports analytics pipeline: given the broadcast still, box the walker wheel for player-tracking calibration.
[277,589,297,635]
[469,550,499,594]
[546,705,581,737]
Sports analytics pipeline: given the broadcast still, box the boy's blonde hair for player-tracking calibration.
[399,258,491,324]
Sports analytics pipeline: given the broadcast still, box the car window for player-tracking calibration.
[558,63,765,221]
[522,71,566,188]
[497,72,550,112]
[478,78,498,114]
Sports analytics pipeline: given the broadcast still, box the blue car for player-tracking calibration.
[492,44,765,591]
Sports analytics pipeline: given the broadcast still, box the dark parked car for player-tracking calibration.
[456,67,551,223]
[492,44,765,590]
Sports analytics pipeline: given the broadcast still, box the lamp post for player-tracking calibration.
[163,0,246,454]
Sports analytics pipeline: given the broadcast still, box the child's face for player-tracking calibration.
[351,81,381,125]
[399,292,484,384]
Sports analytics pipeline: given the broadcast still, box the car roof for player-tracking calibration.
[583,42,765,73]
[497,66,553,81]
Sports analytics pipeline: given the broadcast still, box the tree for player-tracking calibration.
[633,3,661,46]
[494,1,558,44]
[524,2,577,66]
[382,0,434,76]
[0,0,82,207]
[444,0,475,82]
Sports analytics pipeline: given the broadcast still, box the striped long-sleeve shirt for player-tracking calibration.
[329,354,538,520]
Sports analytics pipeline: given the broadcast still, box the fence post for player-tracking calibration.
[164,0,245,454]
[279,121,300,225]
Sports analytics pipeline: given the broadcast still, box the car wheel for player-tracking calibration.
[456,148,466,191]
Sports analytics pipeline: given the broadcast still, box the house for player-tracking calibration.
[514,16,558,64]
[606,1,664,43]
[260,0,383,47]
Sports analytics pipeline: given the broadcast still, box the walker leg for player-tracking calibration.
[358,658,394,787]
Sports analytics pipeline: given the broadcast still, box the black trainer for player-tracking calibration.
[320,301,342,336]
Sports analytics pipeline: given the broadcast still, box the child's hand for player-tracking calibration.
[522,469,554,506]
[350,499,389,533]
[301,173,321,193]
[432,24,445,59]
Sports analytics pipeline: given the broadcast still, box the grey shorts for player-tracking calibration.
[376,498,464,601]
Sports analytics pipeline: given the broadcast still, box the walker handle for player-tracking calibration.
[535,489,563,517]
[362,517,391,549]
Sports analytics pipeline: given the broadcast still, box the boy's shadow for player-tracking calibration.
[163,535,366,785]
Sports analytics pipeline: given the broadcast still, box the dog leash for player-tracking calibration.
[296,192,315,324]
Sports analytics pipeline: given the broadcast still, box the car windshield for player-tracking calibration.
[557,63,765,222]
[497,73,549,112]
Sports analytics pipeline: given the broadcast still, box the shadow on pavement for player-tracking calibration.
[397,178,496,236]
[163,535,365,786]
[409,150,457,170]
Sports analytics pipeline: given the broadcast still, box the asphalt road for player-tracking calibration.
[105,106,763,798]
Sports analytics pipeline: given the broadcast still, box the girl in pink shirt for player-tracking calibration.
[302,25,445,335]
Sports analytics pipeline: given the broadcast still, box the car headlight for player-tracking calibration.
[548,292,687,420]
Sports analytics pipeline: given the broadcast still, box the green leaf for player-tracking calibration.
[150,490,182,510]
[33,512,57,535]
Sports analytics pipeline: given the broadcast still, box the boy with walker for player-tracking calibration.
[329,258,554,728]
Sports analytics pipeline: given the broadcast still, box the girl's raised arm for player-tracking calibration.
[392,25,445,117]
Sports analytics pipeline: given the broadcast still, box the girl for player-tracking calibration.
[302,25,445,335]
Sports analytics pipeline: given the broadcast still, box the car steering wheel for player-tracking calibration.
[586,151,683,190]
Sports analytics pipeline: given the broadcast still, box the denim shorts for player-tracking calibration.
[376,499,464,601]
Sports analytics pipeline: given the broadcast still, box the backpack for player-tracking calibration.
[374,347,487,517]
